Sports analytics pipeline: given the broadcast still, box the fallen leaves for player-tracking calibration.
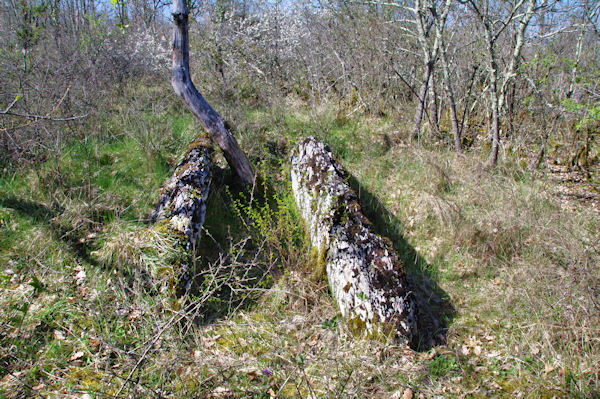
[307,332,320,347]
[391,388,414,399]
[402,388,414,399]
[461,336,483,357]
[68,351,84,362]
[210,386,231,397]
[461,345,470,356]
[201,334,221,348]
[244,368,260,381]
[32,383,45,391]
[74,266,86,285]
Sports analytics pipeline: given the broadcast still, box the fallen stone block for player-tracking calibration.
[291,137,416,343]
[150,134,213,292]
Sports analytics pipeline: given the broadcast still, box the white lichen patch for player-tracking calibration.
[291,137,416,343]
[151,136,213,249]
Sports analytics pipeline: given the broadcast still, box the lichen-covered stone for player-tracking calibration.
[151,135,213,249]
[150,135,213,292]
[290,137,416,343]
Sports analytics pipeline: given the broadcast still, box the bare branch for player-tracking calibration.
[0,111,88,121]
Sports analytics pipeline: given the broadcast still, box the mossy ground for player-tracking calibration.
[1,83,598,397]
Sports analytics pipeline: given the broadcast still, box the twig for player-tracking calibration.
[276,365,299,397]
[301,366,318,399]
[2,97,20,114]
[1,87,86,124]
[114,311,183,397]
[335,368,354,397]
[0,363,45,399]
[0,111,88,121]
[0,87,87,133]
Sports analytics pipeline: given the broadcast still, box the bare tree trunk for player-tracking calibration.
[498,0,541,112]
[441,50,461,152]
[434,15,461,153]
[528,130,549,172]
[567,15,586,98]
[449,98,462,152]
[489,50,501,165]
[290,137,416,344]
[171,0,254,185]
[412,60,433,141]
[467,0,543,166]
[411,0,452,141]
[428,72,439,132]
[490,93,500,166]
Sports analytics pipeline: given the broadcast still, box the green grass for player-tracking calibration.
[1,83,599,397]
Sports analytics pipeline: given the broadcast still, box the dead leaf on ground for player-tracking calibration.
[69,351,84,361]
[307,332,321,347]
[461,345,471,356]
[421,348,436,360]
[211,386,231,397]
[201,336,215,348]
[74,268,86,285]
[241,367,261,381]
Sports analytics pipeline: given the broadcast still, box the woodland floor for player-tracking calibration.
[1,90,599,398]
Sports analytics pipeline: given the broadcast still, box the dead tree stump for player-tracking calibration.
[291,137,416,343]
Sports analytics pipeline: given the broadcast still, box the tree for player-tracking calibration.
[171,0,254,185]
[433,2,463,152]
[463,0,549,165]
[410,0,452,141]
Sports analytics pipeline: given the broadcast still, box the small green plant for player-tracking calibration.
[321,316,339,330]
[227,161,309,274]
[427,354,458,378]
[29,274,45,295]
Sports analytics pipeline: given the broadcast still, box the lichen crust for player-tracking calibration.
[290,137,416,343]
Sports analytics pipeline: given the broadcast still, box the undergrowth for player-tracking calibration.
[1,83,598,397]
